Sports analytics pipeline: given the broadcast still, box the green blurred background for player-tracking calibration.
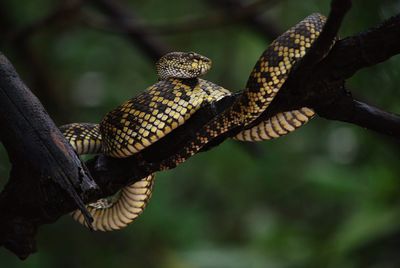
[1,0,400,267]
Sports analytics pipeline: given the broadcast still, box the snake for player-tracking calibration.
[61,13,325,231]
[154,13,326,170]
[61,52,231,231]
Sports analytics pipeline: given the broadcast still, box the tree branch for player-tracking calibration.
[1,0,400,260]
[148,0,279,36]
[317,97,400,138]
[89,0,170,61]
[207,0,281,40]
[7,0,83,43]
[0,52,97,259]
[316,13,400,82]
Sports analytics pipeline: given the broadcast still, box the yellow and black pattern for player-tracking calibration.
[234,108,315,141]
[100,78,231,157]
[238,14,325,126]
[157,13,328,169]
[60,123,102,155]
[71,174,155,231]
[156,52,212,80]
[60,52,223,231]
[60,123,156,231]
[60,16,331,230]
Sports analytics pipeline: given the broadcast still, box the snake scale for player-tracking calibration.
[61,13,326,231]
[156,13,325,170]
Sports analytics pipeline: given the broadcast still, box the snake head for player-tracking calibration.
[156,51,212,80]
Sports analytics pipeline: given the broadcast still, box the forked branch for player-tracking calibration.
[0,0,400,260]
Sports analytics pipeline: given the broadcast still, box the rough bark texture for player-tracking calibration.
[0,0,400,260]
[0,54,97,259]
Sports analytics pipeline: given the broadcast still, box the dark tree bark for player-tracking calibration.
[0,53,97,259]
[0,0,400,260]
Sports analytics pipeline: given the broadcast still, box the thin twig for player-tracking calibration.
[207,0,282,40]
[8,0,84,43]
[89,0,171,61]
[82,0,279,36]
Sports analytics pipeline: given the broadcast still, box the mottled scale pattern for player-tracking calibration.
[71,174,155,231]
[60,123,102,154]
[60,123,156,231]
[60,14,328,229]
[238,13,325,125]
[234,108,315,141]
[59,53,223,231]
[101,78,231,157]
[156,52,211,80]
[158,13,327,169]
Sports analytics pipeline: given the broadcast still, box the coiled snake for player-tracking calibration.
[153,13,325,169]
[61,13,325,231]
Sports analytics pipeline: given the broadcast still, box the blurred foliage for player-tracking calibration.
[1,0,400,267]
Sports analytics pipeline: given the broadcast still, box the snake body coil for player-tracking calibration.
[156,13,326,169]
[61,13,327,231]
[61,52,232,231]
